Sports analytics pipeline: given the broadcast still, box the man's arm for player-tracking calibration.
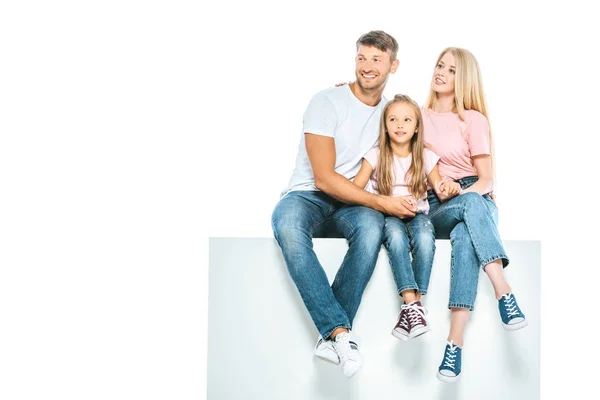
[305,134,416,218]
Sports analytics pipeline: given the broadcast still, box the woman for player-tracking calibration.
[422,47,527,383]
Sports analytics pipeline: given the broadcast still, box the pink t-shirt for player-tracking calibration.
[422,108,491,180]
[362,147,440,214]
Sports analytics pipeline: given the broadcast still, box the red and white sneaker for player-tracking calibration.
[391,306,410,341]
[404,300,430,339]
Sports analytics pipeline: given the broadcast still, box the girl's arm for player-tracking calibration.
[352,159,373,189]
[462,155,494,195]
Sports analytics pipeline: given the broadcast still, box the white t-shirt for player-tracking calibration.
[363,147,440,214]
[280,85,387,197]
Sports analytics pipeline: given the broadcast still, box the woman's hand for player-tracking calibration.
[437,181,462,202]
[335,81,350,87]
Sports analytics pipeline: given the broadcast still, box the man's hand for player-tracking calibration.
[380,195,417,219]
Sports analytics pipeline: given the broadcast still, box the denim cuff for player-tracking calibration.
[480,254,510,269]
[322,323,352,340]
[417,288,428,296]
[448,302,474,311]
[397,285,419,296]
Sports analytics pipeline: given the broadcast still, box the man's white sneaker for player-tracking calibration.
[332,331,363,378]
[313,335,339,364]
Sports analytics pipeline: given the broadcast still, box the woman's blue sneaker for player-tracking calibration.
[437,340,462,383]
[498,293,528,331]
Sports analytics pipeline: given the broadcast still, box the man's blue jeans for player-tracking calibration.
[271,190,384,340]
[383,213,435,296]
[427,176,509,311]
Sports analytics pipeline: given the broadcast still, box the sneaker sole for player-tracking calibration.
[314,353,340,365]
[437,371,461,383]
[391,329,409,341]
[502,319,528,331]
[409,325,430,339]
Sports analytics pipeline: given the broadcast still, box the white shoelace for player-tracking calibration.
[333,333,356,363]
[398,309,409,329]
[443,340,458,369]
[501,294,520,317]
[401,302,427,326]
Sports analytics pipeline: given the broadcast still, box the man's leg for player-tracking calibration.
[271,191,351,340]
[328,205,385,325]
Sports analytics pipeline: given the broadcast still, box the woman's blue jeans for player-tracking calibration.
[271,190,385,340]
[427,176,509,310]
[383,214,435,297]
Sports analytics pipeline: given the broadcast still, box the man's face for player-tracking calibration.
[354,45,399,92]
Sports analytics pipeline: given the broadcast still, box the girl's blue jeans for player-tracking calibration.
[383,213,435,297]
[427,176,509,311]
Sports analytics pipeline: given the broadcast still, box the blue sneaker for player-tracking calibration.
[498,293,528,331]
[437,340,462,383]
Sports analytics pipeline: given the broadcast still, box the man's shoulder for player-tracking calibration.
[310,85,350,105]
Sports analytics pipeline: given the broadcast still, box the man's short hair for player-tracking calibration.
[356,30,399,61]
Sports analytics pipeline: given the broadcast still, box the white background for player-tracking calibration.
[0,0,598,399]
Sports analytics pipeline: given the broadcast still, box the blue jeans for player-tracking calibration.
[427,176,509,310]
[271,190,385,340]
[384,213,435,296]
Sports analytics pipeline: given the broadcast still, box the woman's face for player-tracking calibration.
[431,52,456,95]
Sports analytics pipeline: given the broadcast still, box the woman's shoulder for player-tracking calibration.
[464,109,488,124]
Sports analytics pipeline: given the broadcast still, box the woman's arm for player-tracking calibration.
[462,155,494,195]
[352,159,373,189]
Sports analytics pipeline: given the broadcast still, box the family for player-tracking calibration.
[271,30,527,383]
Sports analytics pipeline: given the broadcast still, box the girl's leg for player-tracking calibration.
[383,216,422,340]
[383,216,419,299]
[406,213,436,297]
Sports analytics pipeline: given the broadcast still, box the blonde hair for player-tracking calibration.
[375,94,427,199]
[424,47,495,173]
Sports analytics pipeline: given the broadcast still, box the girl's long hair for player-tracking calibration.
[424,47,495,174]
[375,94,427,199]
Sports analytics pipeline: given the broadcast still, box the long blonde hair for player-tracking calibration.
[375,94,427,199]
[424,47,495,173]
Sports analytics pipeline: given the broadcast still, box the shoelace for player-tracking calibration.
[401,303,427,327]
[334,333,353,363]
[501,294,520,317]
[442,341,458,369]
[399,309,409,329]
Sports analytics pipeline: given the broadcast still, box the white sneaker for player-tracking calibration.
[313,336,339,364]
[332,331,363,378]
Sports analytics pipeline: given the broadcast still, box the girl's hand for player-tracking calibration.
[400,195,418,211]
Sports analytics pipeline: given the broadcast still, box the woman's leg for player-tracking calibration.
[429,192,509,269]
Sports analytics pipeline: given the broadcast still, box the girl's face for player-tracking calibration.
[431,52,456,95]
[385,102,418,147]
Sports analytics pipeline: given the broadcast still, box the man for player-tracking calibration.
[271,30,416,378]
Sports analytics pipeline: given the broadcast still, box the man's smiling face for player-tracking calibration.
[354,45,398,92]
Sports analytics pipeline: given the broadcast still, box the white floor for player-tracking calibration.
[208,238,540,400]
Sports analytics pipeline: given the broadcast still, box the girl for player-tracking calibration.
[423,48,528,383]
[353,94,461,341]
